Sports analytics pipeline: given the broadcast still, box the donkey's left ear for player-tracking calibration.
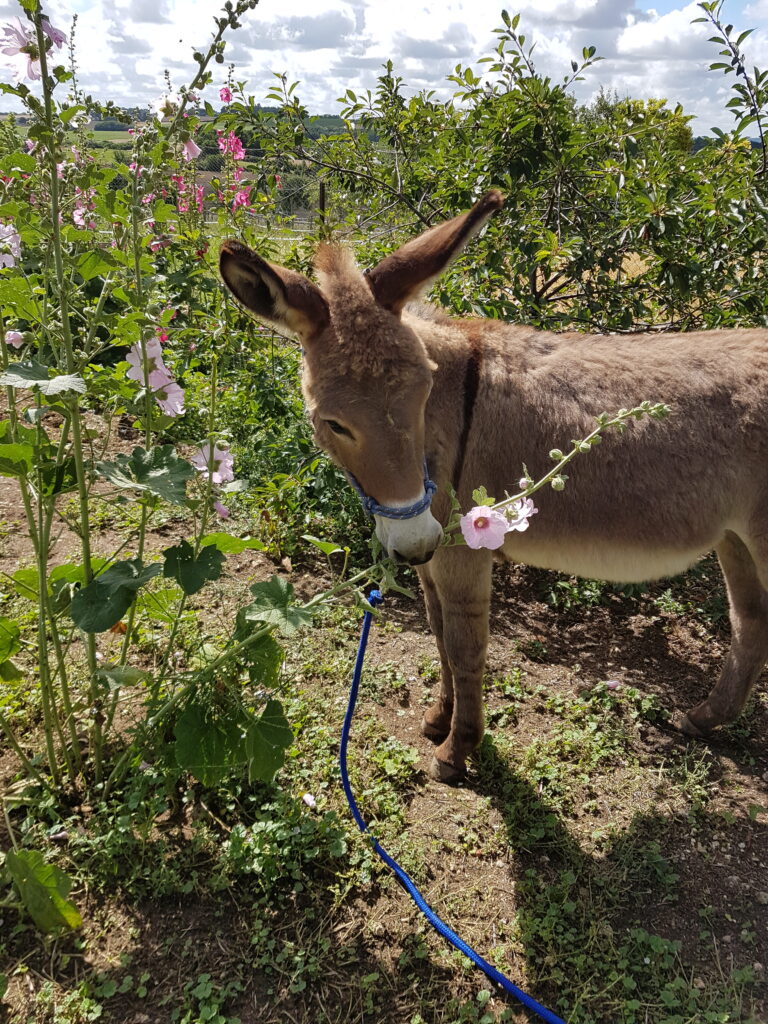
[366,190,504,314]
[219,240,329,341]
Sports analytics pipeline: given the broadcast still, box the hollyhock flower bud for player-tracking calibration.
[214,500,230,519]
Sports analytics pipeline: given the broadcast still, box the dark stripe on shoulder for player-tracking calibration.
[452,331,483,490]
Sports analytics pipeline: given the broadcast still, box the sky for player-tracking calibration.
[2,0,768,132]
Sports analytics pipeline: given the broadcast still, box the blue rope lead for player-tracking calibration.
[340,590,566,1024]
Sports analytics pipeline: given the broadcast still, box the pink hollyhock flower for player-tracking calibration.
[4,330,24,348]
[217,130,245,160]
[153,379,185,417]
[141,192,156,205]
[191,442,234,485]
[41,16,67,49]
[177,197,189,213]
[156,330,169,343]
[1,18,41,80]
[25,138,36,153]
[233,164,244,183]
[214,500,230,519]
[0,222,21,268]
[194,185,204,213]
[506,496,538,533]
[149,237,170,252]
[126,338,166,383]
[148,365,173,390]
[232,189,250,210]
[460,506,509,550]
[182,138,201,162]
[220,85,232,103]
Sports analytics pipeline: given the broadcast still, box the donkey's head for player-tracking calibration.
[219,190,503,563]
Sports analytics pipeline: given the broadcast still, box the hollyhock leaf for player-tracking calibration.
[0,615,20,662]
[162,540,225,595]
[0,442,33,477]
[76,250,118,281]
[5,849,82,934]
[70,559,163,633]
[39,455,79,497]
[241,633,284,686]
[200,532,265,554]
[96,446,195,505]
[174,700,246,786]
[244,699,293,783]
[0,658,22,681]
[242,576,313,635]
[0,361,85,396]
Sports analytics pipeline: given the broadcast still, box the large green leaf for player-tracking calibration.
[76,249,119,282]
[96,446,195,506]
[70,559,162,633]
[244,699,293,783]
[11,559,108,604]
[5,849,83,934]
[242,633,284,687]
[174,701,246,786]
[200,532,266,554]
[0,617,20,662]
[240,576,314,635]
[0,442,34,477]
[0,361,85,396]
[162,540,225,596]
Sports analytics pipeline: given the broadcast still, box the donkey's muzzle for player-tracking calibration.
[394,549,435,567]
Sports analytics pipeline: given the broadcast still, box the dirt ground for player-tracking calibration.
[1,461,767,1022]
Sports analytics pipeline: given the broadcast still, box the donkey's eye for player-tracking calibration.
[326,419,353,438]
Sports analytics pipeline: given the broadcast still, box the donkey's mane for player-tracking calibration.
[314,245,431,379]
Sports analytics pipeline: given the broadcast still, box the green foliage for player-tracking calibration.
[96,446,196,505]
[4,848,82,934]
[70,559,163,632]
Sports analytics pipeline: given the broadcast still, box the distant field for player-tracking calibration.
[87,130,133,142]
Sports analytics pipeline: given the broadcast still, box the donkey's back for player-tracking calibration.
[449,321,768,584]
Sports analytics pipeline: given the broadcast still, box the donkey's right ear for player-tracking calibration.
[219,241,329,341]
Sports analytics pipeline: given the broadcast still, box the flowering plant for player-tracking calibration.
[450,403,670,550]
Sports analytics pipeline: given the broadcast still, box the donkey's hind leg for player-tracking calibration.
[420,546,494,783]
[682,530,768,735]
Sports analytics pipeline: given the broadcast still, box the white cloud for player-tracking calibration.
[0,0,763,130]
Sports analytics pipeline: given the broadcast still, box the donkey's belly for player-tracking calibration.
[500,535,715,584]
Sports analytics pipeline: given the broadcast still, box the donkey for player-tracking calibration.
[220,191,768,783]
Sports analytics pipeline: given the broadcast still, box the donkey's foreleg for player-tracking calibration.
[682,530,768,735]
[418,564,454,743]
[421,547,493,783]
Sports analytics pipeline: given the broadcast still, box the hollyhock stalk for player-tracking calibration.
[30,10,99,781]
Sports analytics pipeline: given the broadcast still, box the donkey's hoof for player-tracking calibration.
[421,715,449,744]
[676,711,708,738]
[428,756,465,785]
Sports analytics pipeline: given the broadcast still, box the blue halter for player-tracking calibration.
[345,459,437,520]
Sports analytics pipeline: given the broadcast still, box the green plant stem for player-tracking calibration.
[0,709,53,794]
[35,11,102,783]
